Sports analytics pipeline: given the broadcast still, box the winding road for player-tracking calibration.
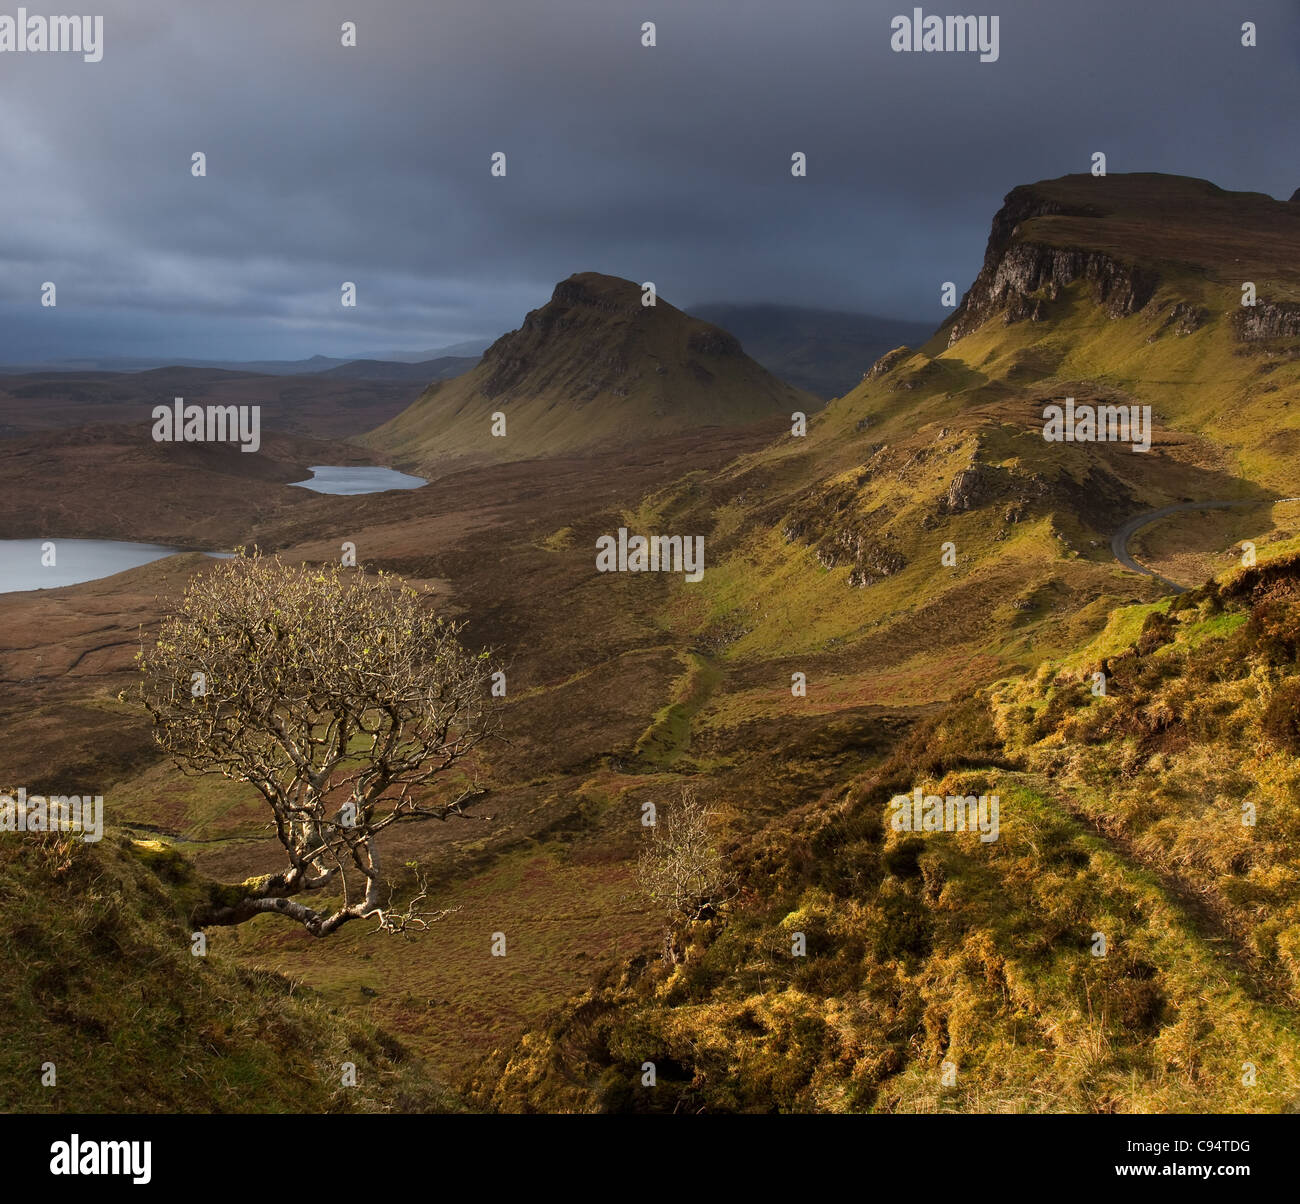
[1111,498,1300,593]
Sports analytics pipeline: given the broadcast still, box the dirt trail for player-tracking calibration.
[1021,771,1291,1007]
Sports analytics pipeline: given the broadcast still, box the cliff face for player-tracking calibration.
[946,185,1158,345]
[1234,300,1300,341]
[943,175,1300,349]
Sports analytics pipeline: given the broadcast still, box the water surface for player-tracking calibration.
[0,538,189,594]
[290,465,427,495]
[0,466,425,593]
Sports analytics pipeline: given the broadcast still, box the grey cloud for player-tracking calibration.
[0,0,1295,360]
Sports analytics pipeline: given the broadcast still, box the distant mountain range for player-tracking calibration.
[0,313,944,401]
[0,341,491,377]
[313,355,479,382]
[685,303,937,399]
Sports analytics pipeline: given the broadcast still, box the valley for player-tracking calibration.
[4,171,1300,1114]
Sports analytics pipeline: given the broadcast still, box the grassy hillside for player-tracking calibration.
[476,548,1300,1113]
[463,174,1300,1113]
[0,828,454,1113]
[601,175,1300,720]
[364,273,816,472]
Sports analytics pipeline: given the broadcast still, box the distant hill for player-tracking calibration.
[376,339,492,362]
[687,303,937,399]
[314,355,478,382]
[0,343,490,375]
[365,272,817,470]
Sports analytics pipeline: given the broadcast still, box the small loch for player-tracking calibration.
[289,465,427,495]
[0,538,200,594]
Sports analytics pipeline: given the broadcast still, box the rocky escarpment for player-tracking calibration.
[865,345,912,381]
[782,481,906,588]
[946,185,1158,345]
[1234,300,1300,342]
[940,463,995,513]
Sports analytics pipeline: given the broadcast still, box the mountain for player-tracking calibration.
[942,173,1300,353]
[687,303,937,399]
[638,172,1300,695]
[364,272,817,470]
[314,355,478,382]
[468,173,1300,1113]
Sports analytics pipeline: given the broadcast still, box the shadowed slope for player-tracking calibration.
[365,273,816,472]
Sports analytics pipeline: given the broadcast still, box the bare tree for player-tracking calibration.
[636,786,735,961]
[138,551,499,937]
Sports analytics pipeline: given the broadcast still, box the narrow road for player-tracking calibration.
[1111,497,1296,593]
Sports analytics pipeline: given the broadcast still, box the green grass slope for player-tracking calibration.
[0,829,454,1113]
[607,174,1300,722]
[475,550,1300,1113]
[364,273,816,472]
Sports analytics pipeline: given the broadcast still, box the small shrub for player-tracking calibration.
[1261,679,1300,753]
[1136,610,1176,656]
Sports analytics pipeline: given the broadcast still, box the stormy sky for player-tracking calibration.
[1,0,1296,363]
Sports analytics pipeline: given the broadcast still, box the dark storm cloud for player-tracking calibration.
[0,0,1295,361]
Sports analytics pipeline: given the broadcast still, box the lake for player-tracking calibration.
[290,465,427,495]
[0,467,425,594]
[0,538,195,594]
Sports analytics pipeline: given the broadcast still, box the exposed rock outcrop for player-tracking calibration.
[782,482,906,587]
[1148,302,1205,340]
[1234,301,1300,341]
[945,185,1158,345]
[941,464,992,512]
[866,345,912,380]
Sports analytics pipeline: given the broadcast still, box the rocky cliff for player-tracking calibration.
[945,183,1159,345]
